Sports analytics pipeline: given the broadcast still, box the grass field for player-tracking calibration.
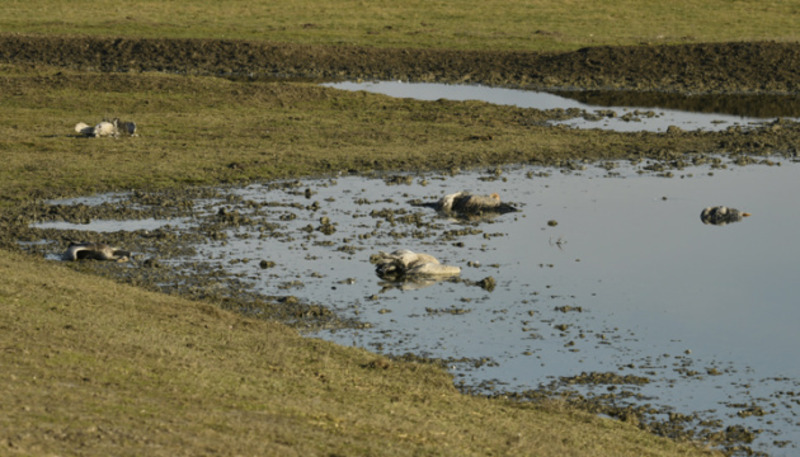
[1,0,798,51]
[1,1,797,455]
[2,65,796,206]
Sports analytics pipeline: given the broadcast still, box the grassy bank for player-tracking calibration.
[2,64,798,209]
[1,0,799,51]
[0,248,721,456]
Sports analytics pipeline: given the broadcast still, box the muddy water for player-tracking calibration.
[31,159,800,456]
[323,81,800,132]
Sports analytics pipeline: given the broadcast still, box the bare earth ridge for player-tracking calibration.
[2,34,799,94]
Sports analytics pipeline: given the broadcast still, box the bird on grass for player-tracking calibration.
[74,118,137,138]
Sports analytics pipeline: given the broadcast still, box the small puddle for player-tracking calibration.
[26,157,800,456]
[45,192,131,207]
[32,218,188,233]
[323,81,800,132]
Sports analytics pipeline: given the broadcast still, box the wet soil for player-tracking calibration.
[2,34,800,94]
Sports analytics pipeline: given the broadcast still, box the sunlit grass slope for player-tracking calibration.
[0,248,721,456]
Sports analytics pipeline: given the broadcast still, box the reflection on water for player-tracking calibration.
[29,158,800,456]
[323,81,800,132]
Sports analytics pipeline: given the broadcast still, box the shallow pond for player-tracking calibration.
[31,158,800,456]
[323,81,800,132]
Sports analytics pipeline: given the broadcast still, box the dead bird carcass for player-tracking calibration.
[700,206,751,226]
[371,249,461,281]
[74,118,137,138]
[421,191,518,216]
[62,242,131,262]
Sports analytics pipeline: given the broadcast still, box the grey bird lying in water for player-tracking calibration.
[63,242,131,262]
[372,249,461,279]
[700,206,751,226]
[427,191,518,215]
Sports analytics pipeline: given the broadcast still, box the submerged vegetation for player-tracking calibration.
[1,0,799,455]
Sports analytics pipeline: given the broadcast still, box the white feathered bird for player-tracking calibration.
[373,249,461,278]
[433,191,517,214]
[74,118,136,137]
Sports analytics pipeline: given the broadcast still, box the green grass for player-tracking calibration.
[4,64,795,207]
[1,0,798,51]
[0,67,564,200]
[0,1,796,455]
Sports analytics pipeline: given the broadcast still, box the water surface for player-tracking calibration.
[197,160,800,456]
[30,158,800,456]
[32,217,188,233]
[323,81,800,132]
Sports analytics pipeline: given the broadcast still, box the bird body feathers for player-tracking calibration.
[435,191,516,215]
[373,249,460,278]
[701,206,751,225]
[63,242,131,262]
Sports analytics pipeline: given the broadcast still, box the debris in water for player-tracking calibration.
[700,206,751,225]
[371,249,461,280]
